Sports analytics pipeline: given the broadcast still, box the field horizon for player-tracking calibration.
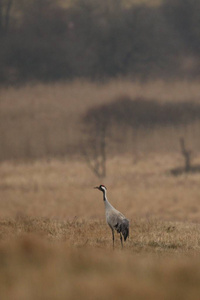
[1,153,200,222]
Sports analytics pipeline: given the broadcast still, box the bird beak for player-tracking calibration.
[94,186,99,189]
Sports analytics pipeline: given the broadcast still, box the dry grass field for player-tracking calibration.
[1,155,200,299]
[1,80,200,299]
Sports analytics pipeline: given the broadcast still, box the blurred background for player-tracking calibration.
[1,0,200,164]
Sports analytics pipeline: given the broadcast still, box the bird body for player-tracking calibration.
[95,184,129,248]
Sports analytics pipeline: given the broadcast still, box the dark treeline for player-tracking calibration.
[83,97,200,129]
[1,0,200,83]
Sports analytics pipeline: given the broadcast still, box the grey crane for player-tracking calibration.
[94,184,129,249]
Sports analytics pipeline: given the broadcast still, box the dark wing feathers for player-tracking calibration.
[114,219,129,241]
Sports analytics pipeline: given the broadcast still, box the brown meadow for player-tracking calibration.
[1,154,200,299]
[1,80,200,299]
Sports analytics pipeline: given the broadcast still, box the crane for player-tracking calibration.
[94,184,129,249]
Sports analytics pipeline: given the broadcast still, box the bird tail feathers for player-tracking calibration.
[121,219,129,241]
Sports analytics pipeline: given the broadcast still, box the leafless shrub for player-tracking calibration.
[180,137,192,172]
[171,137,200,176]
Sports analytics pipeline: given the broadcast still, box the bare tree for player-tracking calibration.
[179,137,192,172]
[82,122,107,178]
[81,103,110,178]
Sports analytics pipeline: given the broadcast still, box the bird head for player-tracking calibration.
[94,185,107,192]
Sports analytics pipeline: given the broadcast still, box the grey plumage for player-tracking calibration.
[94,184,129,249]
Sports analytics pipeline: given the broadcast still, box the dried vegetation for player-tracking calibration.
[1,155,200,299]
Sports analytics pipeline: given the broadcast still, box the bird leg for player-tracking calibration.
[111,228,115,249]
[120,233,123,249]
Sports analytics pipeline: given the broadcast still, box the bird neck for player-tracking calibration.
[102,190,107,202]
[102,190,113,210]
